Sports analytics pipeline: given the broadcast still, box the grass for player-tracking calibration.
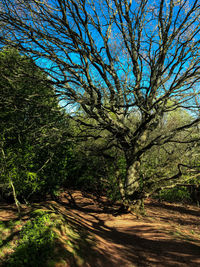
[0,204,96,267]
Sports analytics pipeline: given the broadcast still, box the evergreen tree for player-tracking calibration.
[0,48,70,207]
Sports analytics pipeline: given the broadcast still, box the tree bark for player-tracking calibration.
[120,154,145,213]
[1,147,21,215]
[124,160,141,197]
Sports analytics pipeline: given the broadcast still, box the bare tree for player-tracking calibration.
[1,0,200,209]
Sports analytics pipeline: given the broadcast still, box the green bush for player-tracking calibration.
[7,212,55,267]
[156,186,191,203]
[0,48,72,202]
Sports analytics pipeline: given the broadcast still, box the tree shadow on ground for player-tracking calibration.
[146,201,200,217]
[0,203,96,267]
[68,211,200,267]
[56,193,200,267]
[1,195,200,267]
[57,190,124,216]
[145,201,200,227]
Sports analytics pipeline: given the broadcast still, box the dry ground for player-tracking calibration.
[0,190,200,267]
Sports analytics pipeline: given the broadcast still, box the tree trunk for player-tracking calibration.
[124,160,141,197]
[121,157,145,213]
[1,147,21,215]
[9,176,21,215]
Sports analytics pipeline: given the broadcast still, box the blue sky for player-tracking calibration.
[1,0,199,114]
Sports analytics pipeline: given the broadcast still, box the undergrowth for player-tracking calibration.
[155,187,191,203]
[6,211,55,267]
[1,206,95,267]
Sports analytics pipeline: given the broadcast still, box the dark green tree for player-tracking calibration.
[0,48,70,210]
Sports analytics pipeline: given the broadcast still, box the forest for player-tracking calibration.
[0,0,200,266]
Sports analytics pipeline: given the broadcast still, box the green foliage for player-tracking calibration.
[7,212,55,267]
[139,106,200,198]
[0,48,72,201]
[0,206,96,267]
[104,156,126,202]
[67,152,105,192]
[65,117,127,202]
[156,187,191,203]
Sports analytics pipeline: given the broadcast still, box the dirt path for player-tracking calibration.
[58,191,200,267]
[0,191,200,266]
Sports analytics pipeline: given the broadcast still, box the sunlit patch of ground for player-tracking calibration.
[0,191,200,266]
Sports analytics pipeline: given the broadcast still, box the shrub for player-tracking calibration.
[156,186,191,203]
[7,212,55,267]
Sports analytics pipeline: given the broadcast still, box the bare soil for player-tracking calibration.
[0,190,200,267]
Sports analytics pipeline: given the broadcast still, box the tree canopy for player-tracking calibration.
[0,0,200,209]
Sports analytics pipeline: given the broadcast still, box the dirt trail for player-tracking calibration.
[0,191,200,267]
[58,191,200,267]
